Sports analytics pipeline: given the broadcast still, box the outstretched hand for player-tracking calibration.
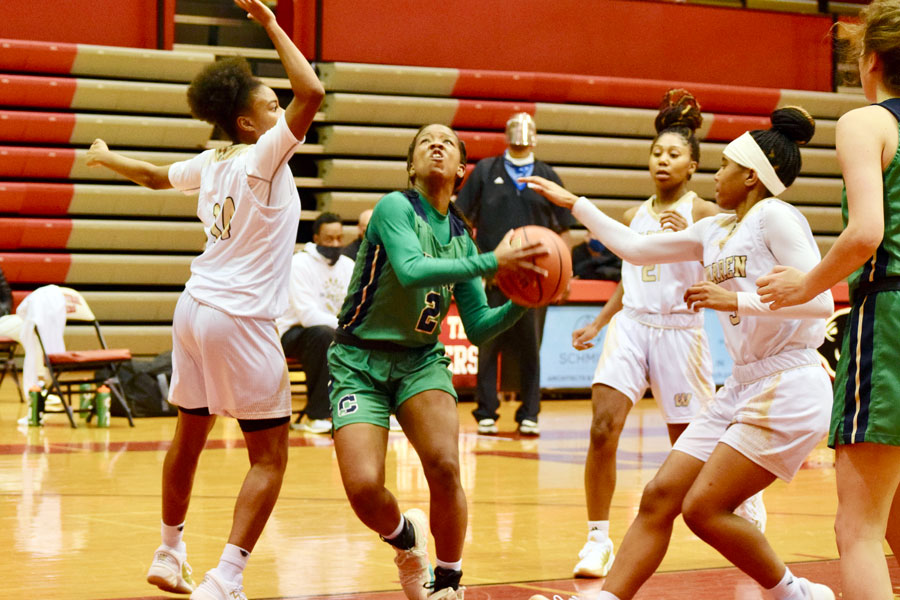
[494,229,549,277]
[756,265,810,309]
[683,281,738,312]
[234,0,276,26]
[518,176,579,209]
[86,138,110,167]
[572,322,600,350]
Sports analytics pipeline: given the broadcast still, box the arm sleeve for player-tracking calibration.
[453,274,526,346]
[545,167,576,231]
[571,196,704,265]
[737,203,834,319]
[372,193,498,288]
[168,150,213,195]
[291,257,340,329]
[454,160,485,223]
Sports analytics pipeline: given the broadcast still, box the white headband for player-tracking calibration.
[722,131,786,196]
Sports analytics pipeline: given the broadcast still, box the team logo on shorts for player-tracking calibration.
[673,393,692,407]
[817,307,851,379]
[337,394,359,417]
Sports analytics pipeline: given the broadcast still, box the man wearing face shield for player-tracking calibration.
[276,212,355,434]
[456,113,574,436]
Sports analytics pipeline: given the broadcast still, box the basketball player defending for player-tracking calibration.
[85,1,324,598]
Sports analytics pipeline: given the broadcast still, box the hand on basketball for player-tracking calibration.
[572,322,600,350]
[86,139,110,167]
[659,210,688,232]
[519,176,579,209]
[235,0,276,26]
[756,265,810,309]
[684,281,738,312]
[493,229,549,276]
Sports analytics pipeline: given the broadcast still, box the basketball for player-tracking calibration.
[495,225,572,308]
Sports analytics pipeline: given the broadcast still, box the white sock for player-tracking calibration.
[161,520,185,552]
[216,543,249,583]
[597,591,621,600]
[766,567,804,600]
[436,558,462,571]
[588,520,610,540]
[383,516,405,540]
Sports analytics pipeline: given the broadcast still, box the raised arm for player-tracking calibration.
[85,139,173,190]
[373,193,546,288]
[236,0,324,141]
[523,174,704,265]
[373,194,498,287]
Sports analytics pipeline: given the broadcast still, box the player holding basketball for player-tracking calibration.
[84,1,324,598]
[757,2,900,597]
[329,124,545,600]
[524,107,835,600]
[568,90,726,578]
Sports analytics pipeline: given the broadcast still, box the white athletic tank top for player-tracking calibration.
[700,198,826,365]
[169,115,302,320]
[622,191,704,319]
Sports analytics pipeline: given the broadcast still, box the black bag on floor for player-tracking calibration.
[102,351,177,418]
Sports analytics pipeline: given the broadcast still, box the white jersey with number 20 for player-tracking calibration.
[168,114,302,320]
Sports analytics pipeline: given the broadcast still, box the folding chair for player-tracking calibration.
[0,336,24,403]
[35,288,135,428]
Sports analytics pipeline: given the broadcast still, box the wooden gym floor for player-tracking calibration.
[1,385,897,600]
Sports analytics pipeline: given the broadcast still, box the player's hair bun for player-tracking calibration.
[654,89,703,134]
[770,106,815,146]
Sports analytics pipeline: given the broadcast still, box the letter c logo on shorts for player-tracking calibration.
[337,394,359,417]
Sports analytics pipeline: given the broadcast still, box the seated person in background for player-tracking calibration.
[0,265,11,316]
[341,208,373,261]
[572,236,622,281]
[277,212,354,434]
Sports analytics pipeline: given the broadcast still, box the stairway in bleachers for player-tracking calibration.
[0,35,864,355]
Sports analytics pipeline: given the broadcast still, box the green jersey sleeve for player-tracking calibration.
[453,277,526,346]
[370,192,498,288]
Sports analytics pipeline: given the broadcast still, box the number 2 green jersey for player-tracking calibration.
[337,190,523,348]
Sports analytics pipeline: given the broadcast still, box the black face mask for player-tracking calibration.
[317,244,342,266]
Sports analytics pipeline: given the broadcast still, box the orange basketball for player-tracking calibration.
[495,225,572,308]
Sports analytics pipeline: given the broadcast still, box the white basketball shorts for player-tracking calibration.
[672,348,831,482]
[169,291,291,419]
[592,309,714,424]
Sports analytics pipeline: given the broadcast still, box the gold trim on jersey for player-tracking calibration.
[214,144,251,162]
[715,197,773,250]
[689,328,715,402]
[850,295,869,441]
[644,190,697,221]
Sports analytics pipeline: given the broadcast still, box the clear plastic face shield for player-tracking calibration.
[506,112,537,148]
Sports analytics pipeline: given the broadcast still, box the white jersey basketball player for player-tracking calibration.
[523,105,836,600]
[85,1,325,598]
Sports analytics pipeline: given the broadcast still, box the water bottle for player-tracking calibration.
[95,385,111,428]
[27,386,42,427]
[78,383,94,420]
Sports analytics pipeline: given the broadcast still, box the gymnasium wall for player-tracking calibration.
[2,1,834,91]
[0,0,175,49]
[283,0,835,91]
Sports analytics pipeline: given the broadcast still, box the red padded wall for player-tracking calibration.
[0,0,171,49]
[316,0,833,91]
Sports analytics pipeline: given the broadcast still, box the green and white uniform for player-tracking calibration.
[328,190,525,429]
[831,98,900,448]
